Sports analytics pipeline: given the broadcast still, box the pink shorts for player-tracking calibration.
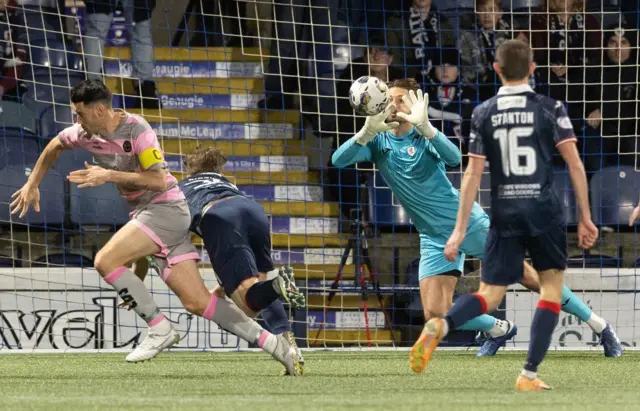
[127,200,199,281]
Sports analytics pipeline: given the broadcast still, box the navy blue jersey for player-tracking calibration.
[468,84,577,237]
[178,172,245,234]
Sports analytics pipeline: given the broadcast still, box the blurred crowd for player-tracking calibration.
[0,0,637,222]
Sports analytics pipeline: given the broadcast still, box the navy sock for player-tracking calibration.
[261,300,291,334]
[444,293,488,331]
[245,280,280,312]
[524,300,560,373]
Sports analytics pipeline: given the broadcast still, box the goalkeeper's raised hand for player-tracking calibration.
[395,89,438,139]
[355,103,399,145]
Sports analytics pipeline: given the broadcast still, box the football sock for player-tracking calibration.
[560,286,590,321]
[245,279,281,312]
[261,300,291,334]
[104,266,165,328]
[444,293,488,337]
[457,315,498,333]
[202,294,277,353]
[523,300,560,374]
[561,286,607,333]
[587,312,607,334]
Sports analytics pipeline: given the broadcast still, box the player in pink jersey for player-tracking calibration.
[10,80,301,374]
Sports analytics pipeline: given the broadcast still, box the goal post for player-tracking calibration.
[0,0,639,352]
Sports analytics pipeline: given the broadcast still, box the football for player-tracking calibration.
[348,76,389,116]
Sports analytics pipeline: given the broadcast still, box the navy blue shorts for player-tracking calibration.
[482,224,567,286]
[198,196,274,295]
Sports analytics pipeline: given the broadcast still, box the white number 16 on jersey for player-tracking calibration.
[493,127,536,177]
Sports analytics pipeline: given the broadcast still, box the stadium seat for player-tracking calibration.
[590,166,640,227]
[552,169,578,226]
[39,105,75,140]
[567,252,622,268]
[0,254,19,267]
[0,101,38,135]
[58,150,130,228]
[367,172,412,227]
[69,182,130,228]
[0,155,66,227]
[33,253,94,268]
[24,41,83,140]
[0,135,40,166]
[55,149,93,178]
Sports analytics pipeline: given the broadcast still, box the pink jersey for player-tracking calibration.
[58,111,184,209]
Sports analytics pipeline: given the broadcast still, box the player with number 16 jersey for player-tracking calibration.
[469,89,574,238]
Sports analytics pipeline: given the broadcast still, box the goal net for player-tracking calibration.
[0,0,638,352]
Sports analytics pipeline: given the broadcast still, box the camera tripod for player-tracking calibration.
[313,190,396,346]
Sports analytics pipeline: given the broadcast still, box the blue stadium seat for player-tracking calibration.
[39,105,75,140]
[69,182,130,228]
[58,150,130,228]
[24,41,83,139]
[0,135,40,165]
[552,169,578,226]
[0,102,41,155]
[33,253,94,268]
[367,172,411,227]
[0,101,38,135]
[0,155,65,227]
[590,166,640,227]
[568,252,622,268]
[55,149,93,178]
[0,254,19,267]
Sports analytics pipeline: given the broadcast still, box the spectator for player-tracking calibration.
[327,37,402,223]
[0,0,26,101]
[458,0,518,102]
[190,0,252,48]
[258,0,338,111]
[418,48,475,159]
[385,0,456,79]
[525,0,600,128]
[583,22,639,171]
[82,0,160,109]
[335,37,403,138]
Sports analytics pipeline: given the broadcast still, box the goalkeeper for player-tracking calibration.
[332,78,622,359]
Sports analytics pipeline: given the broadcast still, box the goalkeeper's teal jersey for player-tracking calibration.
[332,128,486,243]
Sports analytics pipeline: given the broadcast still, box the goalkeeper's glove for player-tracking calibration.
[395,89,438,139]
[354,103,399,145]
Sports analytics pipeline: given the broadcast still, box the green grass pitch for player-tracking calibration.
[1,351,638,411]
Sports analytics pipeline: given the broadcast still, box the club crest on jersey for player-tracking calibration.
[123,141,132,153]
[407,146,416,156]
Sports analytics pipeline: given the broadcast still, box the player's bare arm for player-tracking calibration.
[68,161,167,191]
[444,155,485,262]
[630,201,640,226]
[10,136,67,217]
[557,141,598,248]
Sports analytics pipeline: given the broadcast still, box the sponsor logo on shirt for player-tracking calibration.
[557,116,573,129]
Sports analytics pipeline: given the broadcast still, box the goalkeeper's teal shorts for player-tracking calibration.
[418,214,490,281]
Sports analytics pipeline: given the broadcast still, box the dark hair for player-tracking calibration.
[185,146,228,175]
[368,36,389,52]
[70,79,112,106]
[434,48,460,67]
[476,0,502,8]
[496,40,533,81]
[388,78,420,92]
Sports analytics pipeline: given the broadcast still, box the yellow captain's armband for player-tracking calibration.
[138,147,164,169]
